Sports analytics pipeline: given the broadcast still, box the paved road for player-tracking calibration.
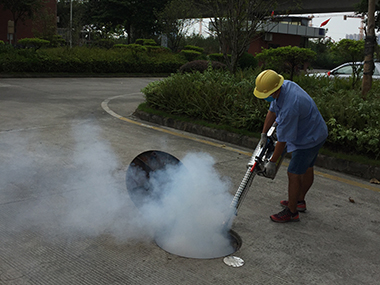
[0,78,379,284]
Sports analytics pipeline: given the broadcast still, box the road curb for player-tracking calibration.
[133,109,380,181]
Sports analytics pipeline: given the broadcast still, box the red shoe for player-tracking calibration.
[270,208,299,223]
[280,200,306,212]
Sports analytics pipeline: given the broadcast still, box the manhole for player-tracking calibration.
[126,150,182,208]
[155,229,242,259]
[126,150,242,259]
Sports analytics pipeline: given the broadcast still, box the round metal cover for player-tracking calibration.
[223,256,244,267]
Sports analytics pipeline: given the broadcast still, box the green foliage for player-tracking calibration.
[183,45,204,53]
[238,52,258,70]
[142,70,380,159]
[18,38,50,50]
[49,35,66,47]
[308,38,341,69]
[331,39,365,87]
[142,68,268,132]
[178,60,226,73]
[84,0,170,42]
[182,34,220,54]
[180,49,202,61]
[208,53,226,63]
[135,39,158,46]
[0,40,4,45]
[113,44,129,49]
[125,44,147,58]
[94,39,116,49]
[256,46,316,80]
[0,46,186,74]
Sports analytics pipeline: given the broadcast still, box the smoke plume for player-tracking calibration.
[1,123,235,258]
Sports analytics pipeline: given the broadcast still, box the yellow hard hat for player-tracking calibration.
[254,70,284,99]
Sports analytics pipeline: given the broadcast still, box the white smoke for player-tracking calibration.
[134,153,236,258]
[2,123,236,258]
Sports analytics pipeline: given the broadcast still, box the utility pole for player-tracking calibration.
[362,0,376,98]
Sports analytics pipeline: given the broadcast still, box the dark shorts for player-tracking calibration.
[288,140,326,175]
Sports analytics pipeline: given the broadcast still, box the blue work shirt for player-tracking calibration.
[269,80,328,152]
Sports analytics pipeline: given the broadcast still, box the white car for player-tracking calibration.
[311,62,380,79]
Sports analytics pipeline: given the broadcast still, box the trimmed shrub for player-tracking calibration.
[0,40,4,45]
[183,45,204,53]
[135,39,158,46]
[113,44,129,49]
[18,38,50,50]
[126,44,147,58]
[179,60,226,73]
[46,35,66,47]
[208,53,226,63]
[149,46,172,53]
[180,49,202,61]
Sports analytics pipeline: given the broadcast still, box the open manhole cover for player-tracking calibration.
[155,229,242,259]
[126,150,242,259]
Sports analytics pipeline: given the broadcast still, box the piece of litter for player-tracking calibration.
[223,256,244,267]
[370,178,380,184]
[349,197,355,203]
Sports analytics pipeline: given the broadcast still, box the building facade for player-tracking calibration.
[248,16,325,56]
[0,0,57,44]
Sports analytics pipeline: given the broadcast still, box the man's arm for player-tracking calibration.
[262,110,276,133]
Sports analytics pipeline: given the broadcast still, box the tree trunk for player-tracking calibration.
[361,0,376,99]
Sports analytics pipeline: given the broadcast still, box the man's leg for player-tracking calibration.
[287,171,302,213]
[299,167,314,201]
[287,167,314,213]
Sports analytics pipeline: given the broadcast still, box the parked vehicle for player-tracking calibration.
[311,62,380,79]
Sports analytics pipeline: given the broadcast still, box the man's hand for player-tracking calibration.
[259,133,267,148]
[264,161,277,178]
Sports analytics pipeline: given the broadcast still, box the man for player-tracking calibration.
[254,70,328,223]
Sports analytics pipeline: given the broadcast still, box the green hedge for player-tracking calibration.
[142,69,380,159]
[0,46,186,74]
[208,52,258,70]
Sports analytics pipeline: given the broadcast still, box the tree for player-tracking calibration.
[256,46,316,80]
[156,0,197,52]
[356,0,380,32]
[358,0,377,98]
[84,0,170,43]
[331,39,365,87]
[0,0,44,44]
[193,0,281,73]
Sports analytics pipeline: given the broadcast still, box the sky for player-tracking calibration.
[305,12,364,41]
[191,12,365,42]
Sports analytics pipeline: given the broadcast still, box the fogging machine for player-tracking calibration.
[230,122,287,217]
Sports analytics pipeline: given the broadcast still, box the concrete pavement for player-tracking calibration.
[0,78,379,284]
